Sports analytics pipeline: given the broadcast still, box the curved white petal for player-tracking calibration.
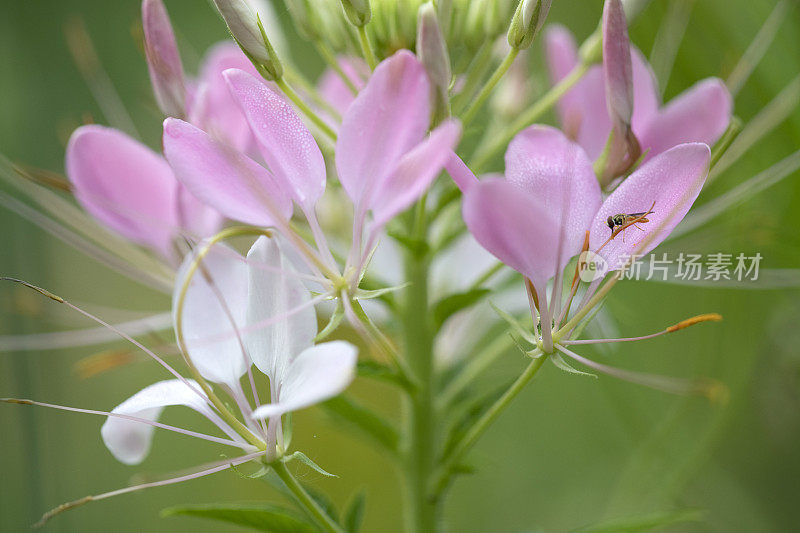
[251,341,357,419]
[245,236,317,383]
[101,379,231,465]
[173,244,249,387]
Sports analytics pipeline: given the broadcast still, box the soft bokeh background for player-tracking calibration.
[1,1,799,531]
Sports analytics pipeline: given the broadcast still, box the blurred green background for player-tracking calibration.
[1,1,799,531]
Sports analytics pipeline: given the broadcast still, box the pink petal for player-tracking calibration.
[66,125,179,258]
[189,42,263,152]
[142,0,186,118]
[544,25,584,139]
[317,56,368,116]
[573,67,613,160]
[589,143,711,269]
[224,68,326,210]
[462,178,560,294]
[177,186,225,239]
[630,47,660,132]
[336,50,431,206]
[445,152,479,193]
[370,120,462,228]
[162,118,292,227]
[505,125,602,262]
[636,78,732,161]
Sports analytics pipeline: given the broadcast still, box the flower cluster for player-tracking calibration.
[6,0,785,530]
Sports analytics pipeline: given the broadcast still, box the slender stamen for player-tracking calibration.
[0,278,208,404]
[0,398,244,449]
[34,450,266,527]
[562,313,722,344]
[555,344,720,397]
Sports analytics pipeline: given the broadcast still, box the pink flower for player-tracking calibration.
[545,23,731,164]
[66,125,222,261]
[317,56,369,117]
[164,50,461,285]
[64,2,281,261]
[461,125,710,352]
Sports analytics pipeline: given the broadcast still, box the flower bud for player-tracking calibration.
[507,0,552,50]
[603,0,633,130]
[417,3,451,104]
[212,0,283,80]
[340,0,372,27]
[285,0,319,40]
[142,0,185,118]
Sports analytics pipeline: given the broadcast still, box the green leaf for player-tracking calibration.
[571,508,705,533]
[441,378,515,461]
[321,396,400,455]
[261,472,339,523]
[551,352,598,379]
[283,451,337,477]
[432,288,491,329]
[161,503,318,532]
[343,492,366,533]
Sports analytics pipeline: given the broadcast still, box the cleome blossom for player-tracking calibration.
[5,237,357,523]
[64,0,286,263]
[545,15,732,165]
[163,49,461,294]
[461,124,721,391]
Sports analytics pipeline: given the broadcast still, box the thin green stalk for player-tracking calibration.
[431,350,546,498]
[315,40,360,94]
[438,329,515,408]
[452,42,496,114]
[271,461,345,533]
[275,77,338,141]
[349,298,415,386]
[460,48,519,127]
[284,67,342,122]
[357,26,378,70]
[471,62,591,171]
[554,272,622,341]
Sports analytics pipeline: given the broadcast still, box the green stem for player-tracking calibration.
[315,40,360,94]
[431,351,546,497]
[401,202,438,532]
[460,48,519,127]
[357,26,378,70]
[272,461,345,533]
[275,77,338,141]
[284,67,342,122]
[471,61,591,171]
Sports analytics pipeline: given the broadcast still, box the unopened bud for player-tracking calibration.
[603,0,633,130]
[507,0,552,50]
[285,0,318,40]
[213,0,283,80]
[417,3,451,101]
[340,0,372,27]
[142,0,185,117]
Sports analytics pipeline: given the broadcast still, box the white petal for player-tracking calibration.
[101,379,223,465]
[251,341,357,419]
[173,244,249,387]
[245,236,317,383]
